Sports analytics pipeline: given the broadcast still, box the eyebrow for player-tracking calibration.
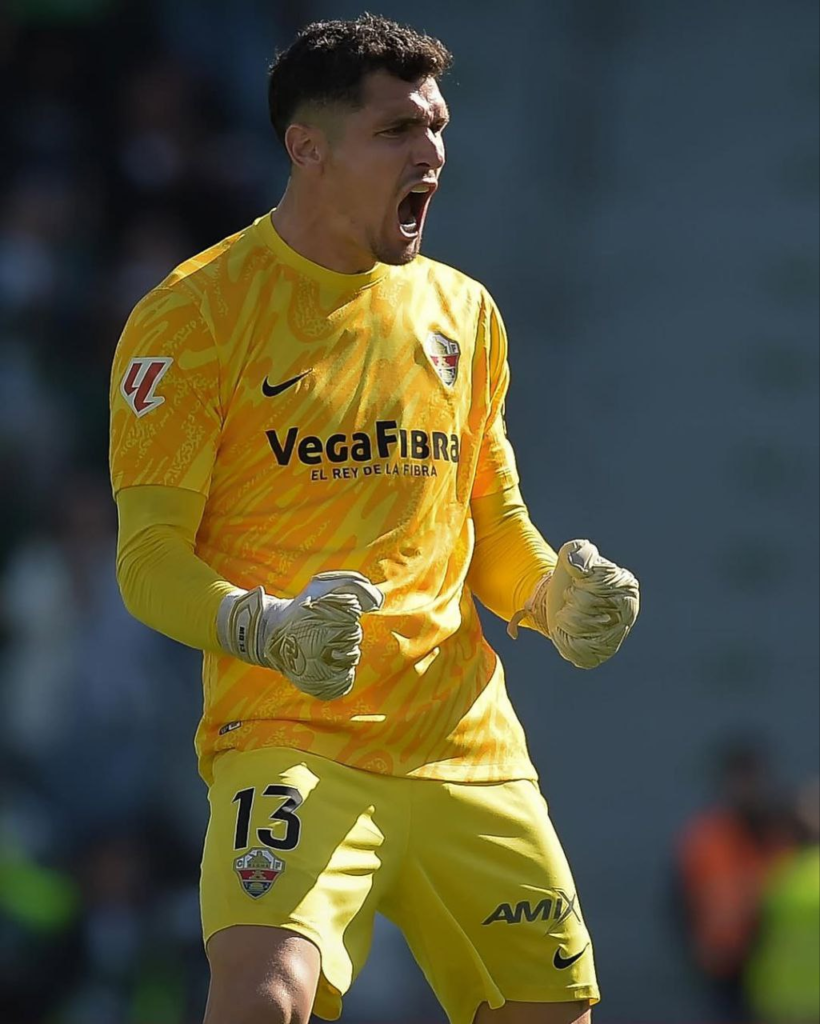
[381,107,450,129]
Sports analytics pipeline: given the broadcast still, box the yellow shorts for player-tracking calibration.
[201,747,600,1024]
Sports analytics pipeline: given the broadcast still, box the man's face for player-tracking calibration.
[315,70,448,266]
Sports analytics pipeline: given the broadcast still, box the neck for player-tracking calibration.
[272,182,378,275]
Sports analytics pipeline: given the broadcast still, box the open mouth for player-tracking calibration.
[397,181,436,239]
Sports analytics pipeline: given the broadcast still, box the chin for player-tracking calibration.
[374,235,422,267]
[392,247,420,266]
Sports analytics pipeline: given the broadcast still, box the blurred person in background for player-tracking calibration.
[109,13,639,1024]
[673,738,796,1021]
[744,778,820,1024]
[0,783,81,1024]
[0,472,186,839]
[57,826,208,1024]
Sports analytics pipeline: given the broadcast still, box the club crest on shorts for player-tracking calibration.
[424,332,460,387]
[234,848,285,898]
[120,356,173,417]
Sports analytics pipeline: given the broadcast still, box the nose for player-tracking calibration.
[414,127,445,171]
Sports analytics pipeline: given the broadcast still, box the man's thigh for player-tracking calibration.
[387,778,599,1024]
[204,925,320,1023]
[474,999,592,1024]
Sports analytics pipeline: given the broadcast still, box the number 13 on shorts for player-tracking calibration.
[233,784,304,851]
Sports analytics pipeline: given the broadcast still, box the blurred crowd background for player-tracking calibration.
[0,1,817,1023]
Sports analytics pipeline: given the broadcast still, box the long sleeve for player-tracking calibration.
[468,290,556,626]
[467,482,557,626]
[115,484,236,653]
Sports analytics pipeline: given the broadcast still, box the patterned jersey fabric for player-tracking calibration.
[110,212,537,786]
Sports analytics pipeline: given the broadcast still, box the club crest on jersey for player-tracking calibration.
[424,332,460,387]
[120,357,173,417]
[234,848,285,899]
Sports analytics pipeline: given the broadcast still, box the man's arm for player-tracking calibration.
[110,287,381,699]
[115,485,233,653]
[467,292,556,625]
[115,485,383,699]
[466,483,556,626]
[467,289,639,667]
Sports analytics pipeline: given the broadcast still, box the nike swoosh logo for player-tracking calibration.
[262,370,312,397]
[553,946,588,970]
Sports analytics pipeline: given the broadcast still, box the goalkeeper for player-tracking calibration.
[110,15,638,1024]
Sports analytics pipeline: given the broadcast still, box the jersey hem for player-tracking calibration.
[403,761,539,784]
[201,741,538,787]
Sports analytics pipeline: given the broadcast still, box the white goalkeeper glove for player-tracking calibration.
[508,539,639,669]
[216,571,384,700]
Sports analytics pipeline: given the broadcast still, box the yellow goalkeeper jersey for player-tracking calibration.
[110,212,536,786]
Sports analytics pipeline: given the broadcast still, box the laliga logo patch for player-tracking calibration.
[424,332,460,387]
[120,357,173,417]
[234,848,285,899]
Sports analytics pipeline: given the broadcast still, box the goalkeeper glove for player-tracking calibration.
[216,571,384,700]
[508,539,639,669]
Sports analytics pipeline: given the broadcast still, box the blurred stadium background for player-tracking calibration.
[0,1,817,1022]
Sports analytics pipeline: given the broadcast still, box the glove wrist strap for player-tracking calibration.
[217,587,288,665]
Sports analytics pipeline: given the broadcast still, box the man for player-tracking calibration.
[110,15,639,1024]
[674,739,795,1021]
[745,777,820,1024]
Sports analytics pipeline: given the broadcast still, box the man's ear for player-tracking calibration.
[284,122,327,170]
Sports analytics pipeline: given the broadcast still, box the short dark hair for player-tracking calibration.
[268,13,453,147]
